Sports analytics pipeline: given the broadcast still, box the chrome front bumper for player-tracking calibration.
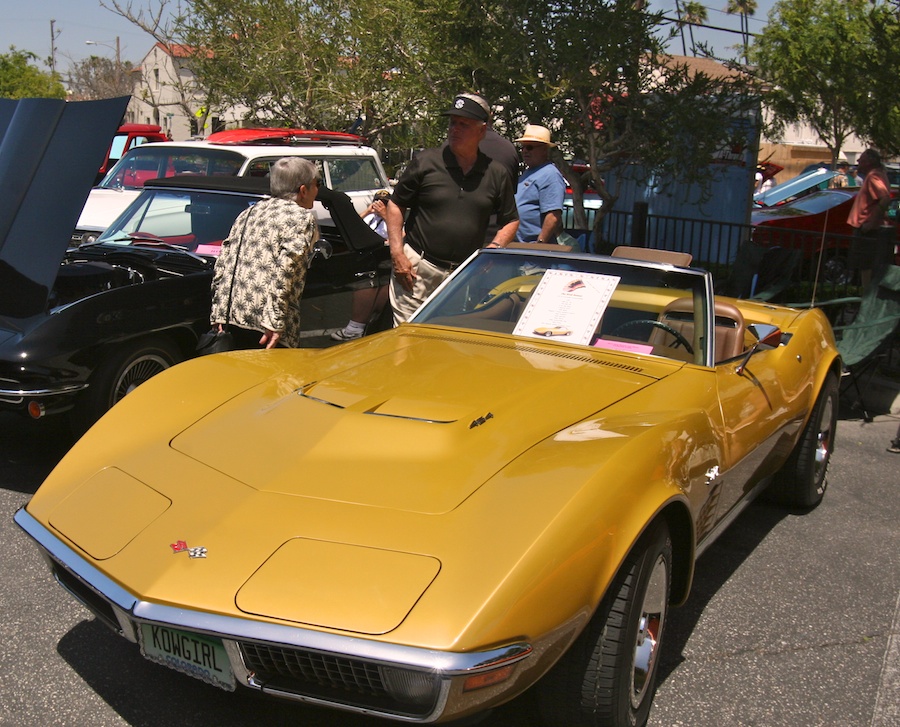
[14,507,540,723]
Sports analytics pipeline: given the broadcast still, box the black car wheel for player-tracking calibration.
[538,521,672,727]
[768,373,838,508]
[823,255,852,286]
[72,336,182,433]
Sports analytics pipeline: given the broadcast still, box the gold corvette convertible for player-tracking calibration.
[16,245,840,726]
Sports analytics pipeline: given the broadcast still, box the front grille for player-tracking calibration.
[240,642,439,717]
[245,642,385,693]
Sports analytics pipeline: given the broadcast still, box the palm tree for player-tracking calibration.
[681,1,709,56]
[725,0,758,63]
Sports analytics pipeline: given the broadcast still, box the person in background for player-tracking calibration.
[847,148,893,288]
[331,190,392,341]
[480,127,519,186]
[442,114,519,244]
[889,421,900,454]
[386,93,518,324]
[210,156,319,349]
[831,161,851,188]
[513,124,566,244]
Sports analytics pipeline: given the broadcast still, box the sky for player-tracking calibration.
[2,0,778,72]
[0,0,176,68]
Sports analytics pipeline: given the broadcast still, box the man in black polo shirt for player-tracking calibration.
[385,93,519,324]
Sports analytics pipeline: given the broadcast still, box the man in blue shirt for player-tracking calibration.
[513,125,566,244]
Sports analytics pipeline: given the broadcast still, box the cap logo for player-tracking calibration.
[455,99,465,109]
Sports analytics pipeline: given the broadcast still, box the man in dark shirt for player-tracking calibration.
[385,93,519,324]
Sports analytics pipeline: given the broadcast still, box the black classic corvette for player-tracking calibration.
[0,100,390,431]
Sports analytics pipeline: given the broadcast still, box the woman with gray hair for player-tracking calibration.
[210,156,320,348]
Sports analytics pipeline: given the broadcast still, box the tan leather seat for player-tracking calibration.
[650,298,746,363]
[611,246,693,266]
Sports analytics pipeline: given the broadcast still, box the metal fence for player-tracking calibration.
[564,202,863,305]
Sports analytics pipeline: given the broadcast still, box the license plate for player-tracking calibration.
[140,623,235,691]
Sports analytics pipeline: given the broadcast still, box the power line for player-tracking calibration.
[660,14,761,38]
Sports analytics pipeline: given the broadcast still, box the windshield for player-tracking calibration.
[96,188,261,256]
[413,249,713,366]
[99,147,246,190]
[759,190,851,217]
[753,168,837,207]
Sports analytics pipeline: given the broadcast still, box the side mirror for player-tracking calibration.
[736,323,783,375]
[309,239,333,268]
[748,323,782,348]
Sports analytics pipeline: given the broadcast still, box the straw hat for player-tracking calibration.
[514,124,556,147]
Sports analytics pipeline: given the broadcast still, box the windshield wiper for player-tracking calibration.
[84,234,212,265]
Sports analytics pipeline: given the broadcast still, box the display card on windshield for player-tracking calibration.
[513,270,619,345]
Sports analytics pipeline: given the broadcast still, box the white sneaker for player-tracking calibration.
[331,327,364,341]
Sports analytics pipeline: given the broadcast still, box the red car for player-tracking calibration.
[97,124,167,183]
[751,188,899,284]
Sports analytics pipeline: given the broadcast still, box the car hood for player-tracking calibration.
[753,168,837,207]
[751,189,855,226]
[170,330,669,515]
[33,329,680,636]
[0,97,130,318]
[75,187,141,233]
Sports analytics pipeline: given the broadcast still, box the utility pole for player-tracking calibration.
[49,19,59,73]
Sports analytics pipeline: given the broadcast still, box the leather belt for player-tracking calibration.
[406,241,461,272]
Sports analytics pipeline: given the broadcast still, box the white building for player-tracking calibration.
[127,42,246,141]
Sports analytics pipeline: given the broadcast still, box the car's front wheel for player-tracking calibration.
[768,372,838,508]
[537,521,672,727]
[72,336,182,433]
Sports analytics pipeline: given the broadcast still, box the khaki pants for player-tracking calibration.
[389,243,452,326]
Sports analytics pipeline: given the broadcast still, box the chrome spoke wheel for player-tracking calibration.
[631,553,668,708]
[113,354,171,402]
[813,394,835,484]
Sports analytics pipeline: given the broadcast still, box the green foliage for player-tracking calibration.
[860,2,900,156]
[751,0,873,164]
[179,0,474,150]
[0,48,66,99]
[173,0,760,219]
[470,0,761,217]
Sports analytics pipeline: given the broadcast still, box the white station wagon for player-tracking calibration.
[72,128,392,245]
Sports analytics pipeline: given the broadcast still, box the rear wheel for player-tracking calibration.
[768,373,838,508]
[71,336,182,433]
[538,522,672,727]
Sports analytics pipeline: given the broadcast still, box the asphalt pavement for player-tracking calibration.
[0,400,897,727]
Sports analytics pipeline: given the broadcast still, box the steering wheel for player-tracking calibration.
[610,319,694,354]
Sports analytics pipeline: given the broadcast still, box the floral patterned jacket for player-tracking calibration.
[210,197,318,347]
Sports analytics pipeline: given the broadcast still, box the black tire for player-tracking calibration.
[537,522,672,727]
[767,373,838,508]
[71,336,182,433]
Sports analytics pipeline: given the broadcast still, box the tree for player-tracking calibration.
[858,2,900,156]
[67,55,135,100]
[751,0,873,167]
[725,0,758,64]
[175,0,480,151]
[0,48,66,99]
[470,0,761,228]
[107,0,761,232]
[677,1,709,56]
